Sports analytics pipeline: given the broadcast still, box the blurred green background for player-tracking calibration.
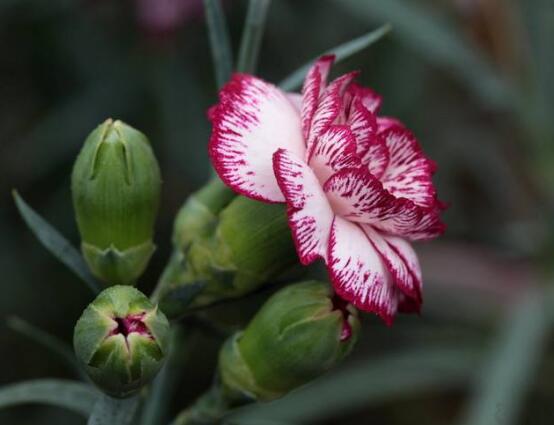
[1,0,553,424]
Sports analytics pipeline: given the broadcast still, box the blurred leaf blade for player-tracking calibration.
[7,316,85,380]
[237,0,272,73]
[459,290,548,425]
[333,0,515,109]
[0,379,97,416]
[12,190,101,294]
[279,24,391,91]
[203,0,233,88]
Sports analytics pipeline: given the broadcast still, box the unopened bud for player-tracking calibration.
[218,281,359,402]
[156,189,299,319]
[73,286,169,398]
[71,119,161,285]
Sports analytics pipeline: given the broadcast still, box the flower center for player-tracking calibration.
[111,313,151,338]
[331,295,353,341]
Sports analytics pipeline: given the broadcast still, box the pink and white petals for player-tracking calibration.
[301,55,335,140]
[308,125,360,182]
[348,82,383,114]
[209,74,304,203]
[208,56,447,324]
[380,126,438,208]
[273,148,334,265]
[323,168,388,221]
[362,225,422,304]
[327,217,397,324]
[306,72,358,157]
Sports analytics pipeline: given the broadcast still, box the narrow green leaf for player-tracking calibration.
[229,346,480,422]
[0,379,98,416]
[7,316,85,380]
[279,24,391,91]
[203,0,233,88]
[236,0,272,73]
[88,394,140,425]
[12,190,101,294]
[458,291,548,425]
[332,0,514,109]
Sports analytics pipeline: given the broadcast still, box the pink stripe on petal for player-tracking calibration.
[377,116,403,133]
[347,97,378,155]
[306,72,358,158]
[209,74,304,203]
[309,125,361,183]
[301,56,335,140]
[273,148,334,264]
[360,133,389,179]
[324,168,445,240]
[362,225,422,303]
[327,217,397,324]
[348,82,383,114]
[380,127,437,208]
[324,168,388,221]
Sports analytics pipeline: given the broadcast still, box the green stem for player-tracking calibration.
[236,0,272,73]
[87,394,140,425]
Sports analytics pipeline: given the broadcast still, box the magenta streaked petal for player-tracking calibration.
[324,167,445,240]
[301,55,335,140]
[308,125,361,183]
[273,148,334,264]
[348,82,383,114]
[306,72,358,158]
[209,74,304,203]
[380,126,438,208]
[362,225,422,303]
[327,217,397,324]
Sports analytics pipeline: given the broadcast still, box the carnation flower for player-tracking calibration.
[209,55,446,324]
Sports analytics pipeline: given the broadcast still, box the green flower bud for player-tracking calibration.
[218,281,360,403]
[73,286,169,398]
[155,184,299,319]
[72,119,161,285]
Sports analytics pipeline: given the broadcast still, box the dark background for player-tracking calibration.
[1,0,553,424]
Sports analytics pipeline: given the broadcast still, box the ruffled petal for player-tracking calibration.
[345,90,388,178]
[301,55,334,140]
[324,168,445,240]
[324,168,388,220]
[380,125,437,208]
[308,125,361,183]
[209,74,305,202]
[327,217,397,324]
[273,148,334,264]
[348,82,383,114]
[362,225,422,303]
[346,97,377,155]
[377,116,402,133]
[306,72,358,158]
[360,133,389,179]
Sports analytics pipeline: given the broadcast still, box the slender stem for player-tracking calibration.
[87,394,140,425]
[202,0,233,88]
[236,0,272,73]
